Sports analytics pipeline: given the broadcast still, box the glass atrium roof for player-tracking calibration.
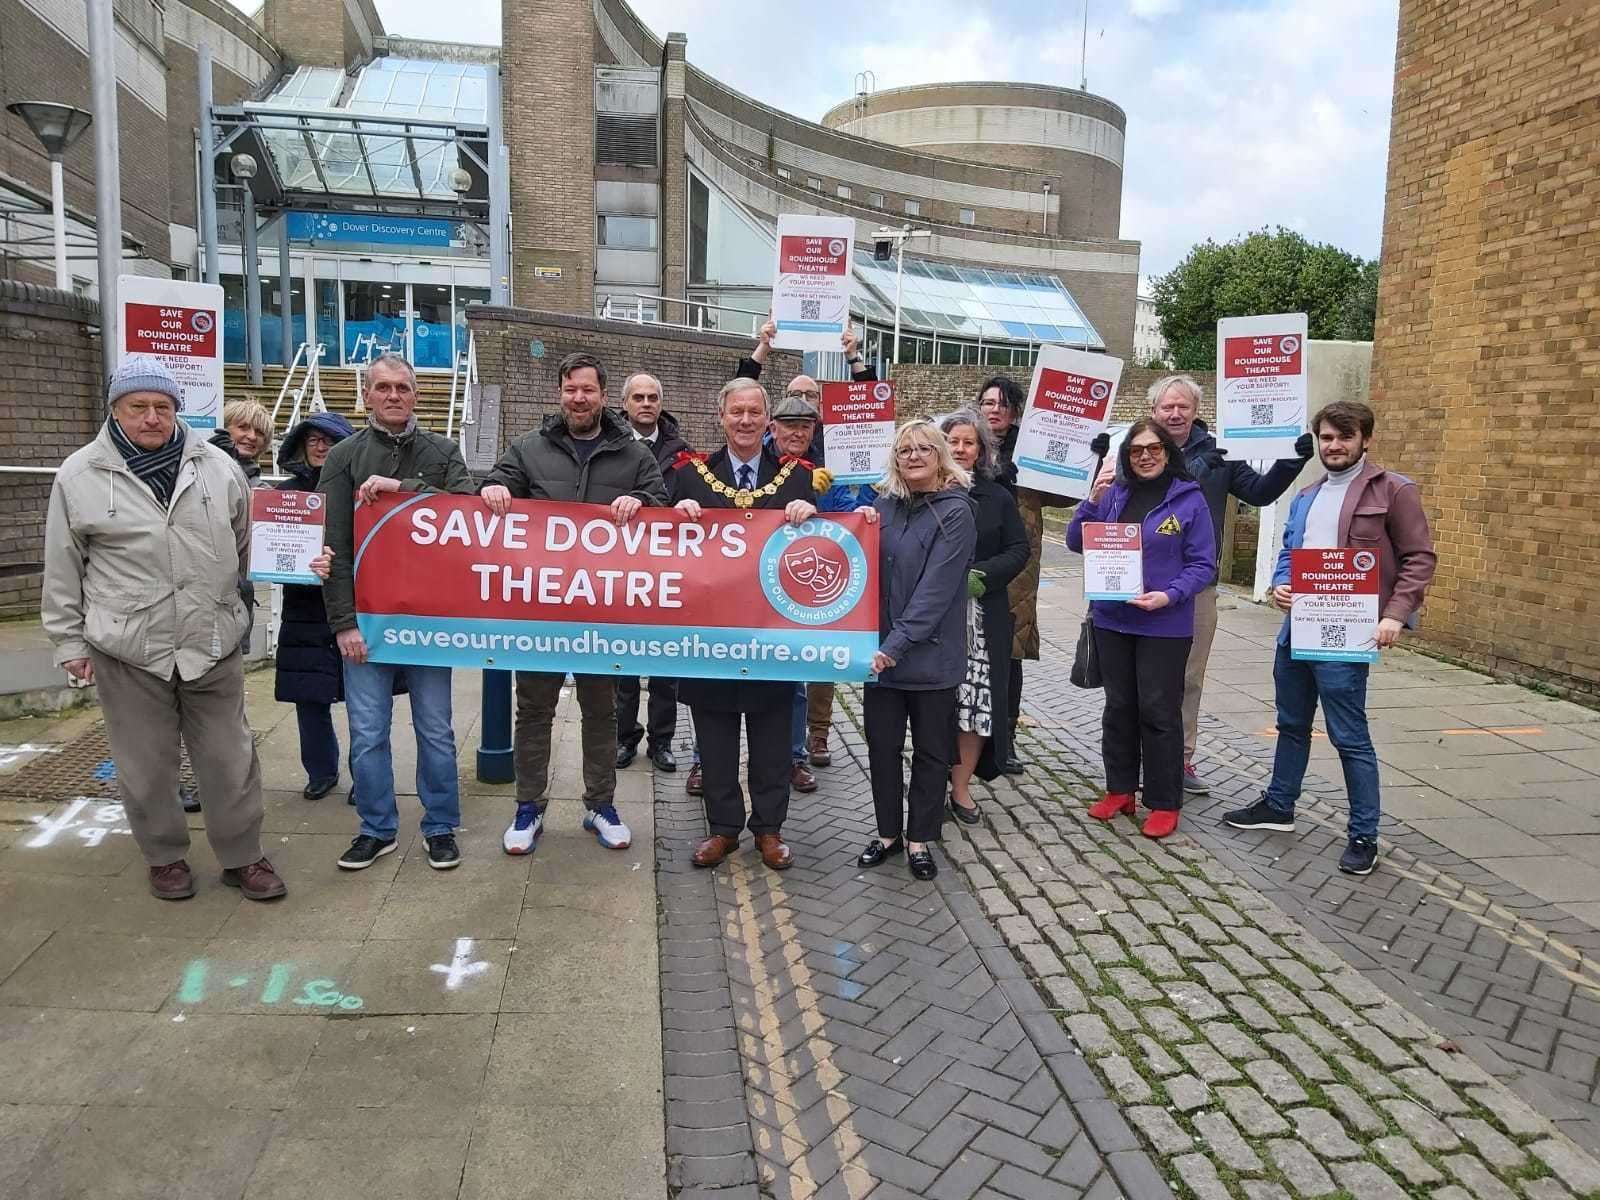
[852,256,1104,349]
[237,60,490,202]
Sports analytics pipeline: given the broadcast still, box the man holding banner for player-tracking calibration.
[479,352,669,857]
[320,353,473,873]
[1223,401,1435,877]
[673,378,820,872]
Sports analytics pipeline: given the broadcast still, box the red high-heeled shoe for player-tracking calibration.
[1087,792,1135,821]
[1142,810,1180,839]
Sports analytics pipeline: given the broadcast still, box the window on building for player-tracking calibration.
[689,168,776,287]
[904,199,921,217]
[807,177,822,191]
[776,167,791,179]
[959,208,976,225]
[837,185,852,200]
[869,192,884,209]
[597,214,658,249]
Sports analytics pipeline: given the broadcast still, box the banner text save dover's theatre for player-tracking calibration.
[353,494,881,682]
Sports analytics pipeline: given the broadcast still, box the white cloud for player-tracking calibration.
[1130,0,1182,17]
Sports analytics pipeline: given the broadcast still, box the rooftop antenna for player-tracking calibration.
[1080,0,1089,90]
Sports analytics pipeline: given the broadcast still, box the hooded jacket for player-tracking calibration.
[1067,475,1217,639]
[43,421,251,679]
[274,412,356,706]
[479,407,668,507]
[1176,420,1305,567]
[873,486,979,690]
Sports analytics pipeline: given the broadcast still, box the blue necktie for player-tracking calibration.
[737,465,754,491]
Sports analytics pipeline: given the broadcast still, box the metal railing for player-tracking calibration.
[349,332,401,413]
[269,342,328,474]
[613,293,768,335]
[446,331,478,454]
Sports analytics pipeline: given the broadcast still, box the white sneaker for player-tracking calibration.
[583,805,631,850]
[502,803,543,855]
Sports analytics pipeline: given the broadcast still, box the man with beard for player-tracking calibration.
[614,372,691,773]
[481,352,669,857]
[672,378,818,872]
[1223,401,1435,877]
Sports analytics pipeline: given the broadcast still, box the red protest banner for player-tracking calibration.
[352,494,880,681]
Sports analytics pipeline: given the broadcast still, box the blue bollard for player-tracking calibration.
[477,669,515,783]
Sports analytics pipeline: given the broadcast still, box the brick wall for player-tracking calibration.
[1370,0,1600,699]
[0,284,103,618]
[466,308,801,454]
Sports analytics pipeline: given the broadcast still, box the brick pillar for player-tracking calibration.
[659,33,689,309]
[503,0,596,313]
[263,0,353,67]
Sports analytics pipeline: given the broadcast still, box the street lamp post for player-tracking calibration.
[6,101,93,291]
[231,153,264,386]
[870,224,929,366]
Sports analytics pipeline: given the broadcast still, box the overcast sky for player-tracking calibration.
[264,0,1400,285]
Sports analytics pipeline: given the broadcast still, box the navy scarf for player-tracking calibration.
[107,418,186,507]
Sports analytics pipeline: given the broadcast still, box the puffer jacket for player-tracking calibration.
[479,408,668,507]
[43,421,251,680]
[873,486,978,690]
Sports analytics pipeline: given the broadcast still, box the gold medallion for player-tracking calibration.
[734,490,754,508]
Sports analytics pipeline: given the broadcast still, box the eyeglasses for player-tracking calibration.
[1128,443,1166,460]
[785,388,821,401]
[977,397,1005,410]
[896,444,935,461]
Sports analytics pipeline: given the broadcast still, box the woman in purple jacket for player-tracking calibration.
[1066,419,1216,838]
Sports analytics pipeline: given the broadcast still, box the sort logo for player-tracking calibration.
[758,521,868,626]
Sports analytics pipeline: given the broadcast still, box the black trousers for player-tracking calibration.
[1008,659,1024,745]
[864,684,958,843]
[616,675,678,751]
[695,704,790,838]
[1095,627,1191,812]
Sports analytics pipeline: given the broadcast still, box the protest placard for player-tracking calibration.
[1216,313,1308,459]
[821,380,895,485]
[1013,345,1122,499]
[354,495,880,681]
[1082,523,1144,601]
[771,215,854,351]
[248,491,327,585]
[1290,547,1380,662]
[119,275,224,429]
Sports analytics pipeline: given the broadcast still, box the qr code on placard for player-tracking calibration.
[275,553,298,574]
[800,300,821,320]
[1045,439,1070,463]
[1250,404,1275,427]
[1318,623,1348,649]
[848,450,872,473]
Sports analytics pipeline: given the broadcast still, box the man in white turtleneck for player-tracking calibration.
[1223,400,1436,879]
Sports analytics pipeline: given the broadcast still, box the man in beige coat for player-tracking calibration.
[42,356,285,902]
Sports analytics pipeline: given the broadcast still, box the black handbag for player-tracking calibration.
[1070,618,1102,689]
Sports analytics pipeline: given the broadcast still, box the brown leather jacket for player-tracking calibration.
[1275,458,1437,623]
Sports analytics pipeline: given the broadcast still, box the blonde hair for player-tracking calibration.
[877,419,971,499]
[222,399,271,442]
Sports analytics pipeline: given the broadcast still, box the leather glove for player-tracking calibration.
[967,570,987,599]
[812,466,834,493]
[1294,432,1315,460]
[1089,432,1111,458]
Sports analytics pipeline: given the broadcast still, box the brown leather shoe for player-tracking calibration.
[686,763,704,796]
[221,857,288,901]
[807,735,831,767]
[790,763,818,793]
[755,833,794,871]
[149,860,196,900]
[691,834,739,868]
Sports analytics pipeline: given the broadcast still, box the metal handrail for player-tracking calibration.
[270,342,328,475]
[619,292,768,333]
[447,332,478,452]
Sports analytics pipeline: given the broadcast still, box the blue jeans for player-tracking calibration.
[294,702,341,784]
[791,685,807,764]
[1263,641,1381,839]
[344,660,459,840]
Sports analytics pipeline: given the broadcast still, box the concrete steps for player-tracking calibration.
[221,364,459,437]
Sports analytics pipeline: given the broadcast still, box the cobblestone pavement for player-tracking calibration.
[1028,555,1600,1152]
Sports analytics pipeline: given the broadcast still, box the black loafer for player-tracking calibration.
[857,838,904,868]
[1000,756,1026,776]
[949,798,981,825]
[650,746,677,772]
[909,849,938,881]
[303,775,339,801]
[616,743,638,769]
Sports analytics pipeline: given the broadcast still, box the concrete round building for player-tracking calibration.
[821,83,1127,242]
